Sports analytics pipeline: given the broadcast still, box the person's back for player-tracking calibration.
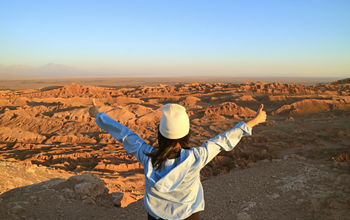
[90,102,266,219]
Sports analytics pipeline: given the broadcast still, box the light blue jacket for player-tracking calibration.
[96,112,252,219]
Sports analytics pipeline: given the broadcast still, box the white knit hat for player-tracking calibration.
[159,103,190,139]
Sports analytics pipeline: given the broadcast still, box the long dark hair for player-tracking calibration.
[146,129,191,170]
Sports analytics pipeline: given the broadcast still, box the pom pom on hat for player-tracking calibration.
[159,103,190,139]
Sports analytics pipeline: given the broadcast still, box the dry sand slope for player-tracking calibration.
[0,79,349,219]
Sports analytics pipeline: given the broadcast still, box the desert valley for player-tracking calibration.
[0,78,349,219]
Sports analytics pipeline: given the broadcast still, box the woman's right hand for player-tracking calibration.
[246,104,267,128]
[89,99,99,118]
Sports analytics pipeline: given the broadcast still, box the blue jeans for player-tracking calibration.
[147,212,200,220]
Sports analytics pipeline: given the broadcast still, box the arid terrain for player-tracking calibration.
[0,78,349,219]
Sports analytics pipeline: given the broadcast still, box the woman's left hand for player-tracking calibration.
[89,99,99,118]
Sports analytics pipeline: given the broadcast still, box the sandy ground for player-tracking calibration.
[0,155,349,220]
[0,78,349,219]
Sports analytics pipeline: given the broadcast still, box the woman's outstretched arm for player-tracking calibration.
[194,104,267,168]
[89,99,153,166]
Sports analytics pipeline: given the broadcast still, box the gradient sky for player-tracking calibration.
[1,0,349,77]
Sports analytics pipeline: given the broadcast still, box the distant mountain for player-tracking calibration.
[332,78,350,84]
[37,63,77,75]
[0,63,80,78]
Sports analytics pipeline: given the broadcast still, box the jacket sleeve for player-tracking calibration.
[95,112,153,166]
[193,121,252,168]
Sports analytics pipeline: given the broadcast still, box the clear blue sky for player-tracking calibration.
[0,0,349,77]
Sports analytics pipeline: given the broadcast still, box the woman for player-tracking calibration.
[89,101,266,220]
